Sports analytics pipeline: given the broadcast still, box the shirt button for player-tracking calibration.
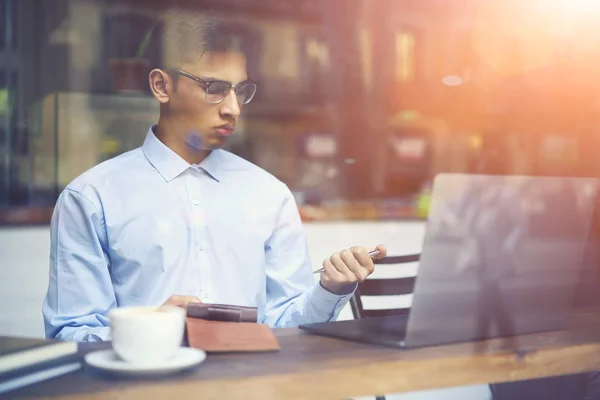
[192,199,200,206]
[201,291,209,300]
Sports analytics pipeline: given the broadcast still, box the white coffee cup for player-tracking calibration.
[109,305,186,364]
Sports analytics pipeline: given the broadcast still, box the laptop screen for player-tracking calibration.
[405,174,599,348]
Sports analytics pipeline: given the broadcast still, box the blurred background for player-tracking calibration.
[3,0,600,223]
[2,3,600,398]
[3,0,600,336]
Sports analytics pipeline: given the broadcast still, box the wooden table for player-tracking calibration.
[10,310,600,399]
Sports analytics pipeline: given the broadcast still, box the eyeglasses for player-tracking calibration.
[170,68,257,105]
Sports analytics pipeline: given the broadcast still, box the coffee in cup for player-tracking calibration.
[109,306,186,364]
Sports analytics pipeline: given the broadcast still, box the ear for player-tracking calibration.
[149,69,171,104]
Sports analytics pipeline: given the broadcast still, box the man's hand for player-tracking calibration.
[320,244,387,295]
[161,295,202,309]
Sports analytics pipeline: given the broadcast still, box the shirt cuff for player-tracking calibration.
[319,281,358,296]
[83,328,111,342]
[308,281,357,321]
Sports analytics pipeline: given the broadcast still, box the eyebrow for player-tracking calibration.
[199,76,221,82]
[199,76,251,85]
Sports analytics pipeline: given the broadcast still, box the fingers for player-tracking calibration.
[372,244,388,260]
[319,255,356,295]
[331,251,362,281]
[350,246,374,276]
[162,295,202,309]
[320,244,388,294]
[342,249,368,281]
[321,257,345,281]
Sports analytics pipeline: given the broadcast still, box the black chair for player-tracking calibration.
[349,254,420,320]
[349,254,420,400]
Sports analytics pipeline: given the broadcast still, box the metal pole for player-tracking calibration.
[3,0,13,205]
[321,0,371,201]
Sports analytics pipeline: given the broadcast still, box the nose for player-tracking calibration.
[219,89,241,120]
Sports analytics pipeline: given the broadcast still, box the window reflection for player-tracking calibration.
[2,0,600,224]
[395,31,415,82]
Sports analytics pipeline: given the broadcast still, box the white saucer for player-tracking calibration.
[84,347,206,376]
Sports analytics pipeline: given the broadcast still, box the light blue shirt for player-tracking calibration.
[43,128,353,341]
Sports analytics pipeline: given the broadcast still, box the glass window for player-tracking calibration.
[0,0,18,51]
[395,30,415,82]
[3,0,600,224]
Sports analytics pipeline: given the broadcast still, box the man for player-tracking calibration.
[42,12,386,341]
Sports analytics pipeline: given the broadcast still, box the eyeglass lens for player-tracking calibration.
[206,81,257,104]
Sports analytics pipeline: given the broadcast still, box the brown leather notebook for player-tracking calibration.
[185,303,280,353]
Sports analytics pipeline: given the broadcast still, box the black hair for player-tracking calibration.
[160,10,245,69]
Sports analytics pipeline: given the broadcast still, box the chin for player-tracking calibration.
[184,131,227,151]
[206,135,228,150]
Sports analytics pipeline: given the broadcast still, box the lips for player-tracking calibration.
[215,125,235,137]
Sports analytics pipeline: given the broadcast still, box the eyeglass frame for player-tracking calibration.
[168,68,257,105]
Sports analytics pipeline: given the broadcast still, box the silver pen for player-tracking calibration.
[312,249,381,274]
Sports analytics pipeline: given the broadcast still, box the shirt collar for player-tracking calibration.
[142,127,222,182]
[195,148,222,182]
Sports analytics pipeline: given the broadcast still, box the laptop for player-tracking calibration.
[299,173,600,348]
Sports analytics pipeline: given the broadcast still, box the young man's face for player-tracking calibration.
[166,51,248,151]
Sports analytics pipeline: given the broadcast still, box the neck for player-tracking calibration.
[154,119,210,165]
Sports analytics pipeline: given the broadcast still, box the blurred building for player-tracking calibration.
[2,0,600,223]
[3,0,335,210]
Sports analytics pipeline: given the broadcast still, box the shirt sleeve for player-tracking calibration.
[42,188,116,341]
[262,187,355,328]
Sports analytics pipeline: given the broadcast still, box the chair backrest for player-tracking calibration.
[349,254,420,319]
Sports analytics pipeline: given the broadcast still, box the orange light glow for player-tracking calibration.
[470,0,600,79]
[471,0,557,77]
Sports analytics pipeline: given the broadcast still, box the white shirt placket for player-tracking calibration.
[186,167,212,302]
